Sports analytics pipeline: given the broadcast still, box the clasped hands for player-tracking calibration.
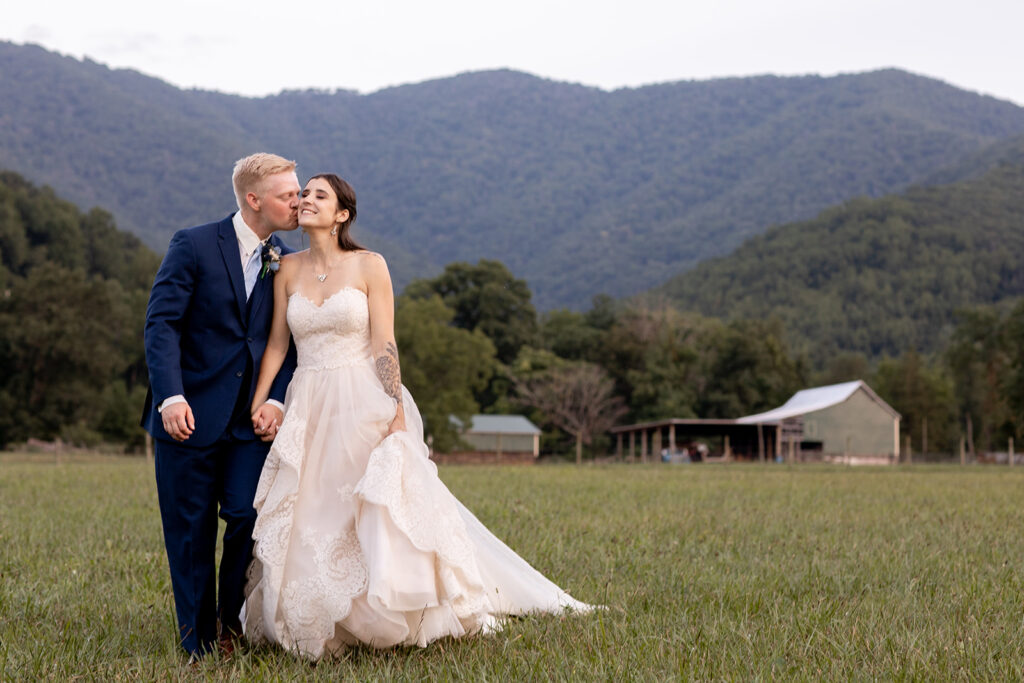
[162,401,283,442]
[252,403,284,442]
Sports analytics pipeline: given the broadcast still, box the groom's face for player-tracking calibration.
[259,171,301,231]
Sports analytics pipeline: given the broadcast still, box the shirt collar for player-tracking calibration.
[232,211,266,257]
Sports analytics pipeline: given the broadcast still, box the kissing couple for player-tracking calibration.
[142,153,593,661]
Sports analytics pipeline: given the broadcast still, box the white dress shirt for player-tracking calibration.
[232,210,266,284]
[158,211,286,418]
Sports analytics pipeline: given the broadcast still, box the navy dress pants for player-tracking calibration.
[154,435,269,656]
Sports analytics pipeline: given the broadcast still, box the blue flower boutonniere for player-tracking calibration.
[259,244,282,279]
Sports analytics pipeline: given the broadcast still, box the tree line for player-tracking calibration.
[1,170,1021,459]
[400,259,1024,460]
[0,171,160,448]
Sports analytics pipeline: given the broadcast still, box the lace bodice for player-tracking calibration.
[287,288,372,370]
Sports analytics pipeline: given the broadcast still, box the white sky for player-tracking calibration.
[4,0,1023,105]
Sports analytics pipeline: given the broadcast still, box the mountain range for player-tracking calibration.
[652,135,1024,362]
[2,41,1024,308]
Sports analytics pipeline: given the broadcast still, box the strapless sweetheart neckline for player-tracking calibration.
[288,287,367,309]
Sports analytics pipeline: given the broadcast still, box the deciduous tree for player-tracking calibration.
[405,260,537,365]
[395,294,497,452]
[515,363,626,464]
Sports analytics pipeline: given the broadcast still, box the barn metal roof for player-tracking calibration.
[736,380,900,424]
[453,414,542,435]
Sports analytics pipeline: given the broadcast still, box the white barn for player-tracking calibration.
[737,380,901,462]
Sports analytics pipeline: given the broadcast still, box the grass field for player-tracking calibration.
[2,454,1023,680]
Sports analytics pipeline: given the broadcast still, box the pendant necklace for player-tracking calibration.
[313,251,356,282]
[313,258,329,282]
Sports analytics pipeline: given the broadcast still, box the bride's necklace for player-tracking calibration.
[311,256,331,282]
[312,251,357,282]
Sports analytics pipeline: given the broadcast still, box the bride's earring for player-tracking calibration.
[330,225,339,236]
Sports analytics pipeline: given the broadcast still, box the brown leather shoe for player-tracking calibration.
[218,633,236,658]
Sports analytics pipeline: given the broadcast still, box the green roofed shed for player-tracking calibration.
[438,415,541,465]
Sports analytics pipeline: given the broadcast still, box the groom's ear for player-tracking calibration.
[246,192,261,212]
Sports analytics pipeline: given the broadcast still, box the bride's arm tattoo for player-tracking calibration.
[375,341,403,405]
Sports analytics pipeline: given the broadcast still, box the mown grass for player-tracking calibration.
[2,454,1023,680]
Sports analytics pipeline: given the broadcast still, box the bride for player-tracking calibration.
[241,173,591,658]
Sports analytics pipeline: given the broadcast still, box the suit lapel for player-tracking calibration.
[217,218,248,323]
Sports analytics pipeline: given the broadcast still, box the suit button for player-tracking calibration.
[247,337,253,343]
[236,371,243,377]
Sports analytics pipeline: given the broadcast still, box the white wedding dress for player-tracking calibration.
[241,287,591,658]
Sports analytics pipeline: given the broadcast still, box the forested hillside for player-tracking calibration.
[922,133,1024,185]
[4,42,1024,307]
[0,171,160,446]
[0,171,805,453]
[3,169,1023,457]
[653,150,1024,362]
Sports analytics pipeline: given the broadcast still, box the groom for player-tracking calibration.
[142,153,299,659]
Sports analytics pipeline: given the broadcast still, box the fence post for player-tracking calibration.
[1010,437,1015,467]
[904,435,912,465]
[966,414,975,461]
[959,436,966,466]
[757,423,765,463]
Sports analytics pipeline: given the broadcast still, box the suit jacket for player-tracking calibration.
[141,215,296,447]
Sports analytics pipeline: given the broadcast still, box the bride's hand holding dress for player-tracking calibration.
[362,253,407,437]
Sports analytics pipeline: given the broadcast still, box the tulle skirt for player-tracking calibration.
[241,361,590,659]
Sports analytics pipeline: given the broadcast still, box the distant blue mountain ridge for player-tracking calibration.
[2,41,1024,308]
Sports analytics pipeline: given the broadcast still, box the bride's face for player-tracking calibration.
[299,178,349,231]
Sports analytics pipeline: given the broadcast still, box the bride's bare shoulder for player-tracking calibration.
[350,249,385,260]
[351,251,392,288]
[352,250,388,270]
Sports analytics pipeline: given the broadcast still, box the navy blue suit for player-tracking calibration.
[142,214,296,656]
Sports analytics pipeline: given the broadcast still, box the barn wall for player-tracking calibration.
[803,389,897,456]
[461,433,536,452]
[433,450,535,465]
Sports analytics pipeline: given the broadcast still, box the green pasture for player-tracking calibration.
[1,454,1023,680]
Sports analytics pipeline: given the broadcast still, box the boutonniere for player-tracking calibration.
[259,244,282,279]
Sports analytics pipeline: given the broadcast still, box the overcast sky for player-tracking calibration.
[4,0,1023,105]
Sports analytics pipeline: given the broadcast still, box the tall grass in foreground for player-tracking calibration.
[1,454,1023,680]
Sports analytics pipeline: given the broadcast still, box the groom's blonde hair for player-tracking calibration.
[232,153,297,210]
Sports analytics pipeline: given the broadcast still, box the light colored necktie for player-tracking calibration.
[244,248,262,300]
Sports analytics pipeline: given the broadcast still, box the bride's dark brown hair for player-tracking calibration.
[309,173,364,251]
